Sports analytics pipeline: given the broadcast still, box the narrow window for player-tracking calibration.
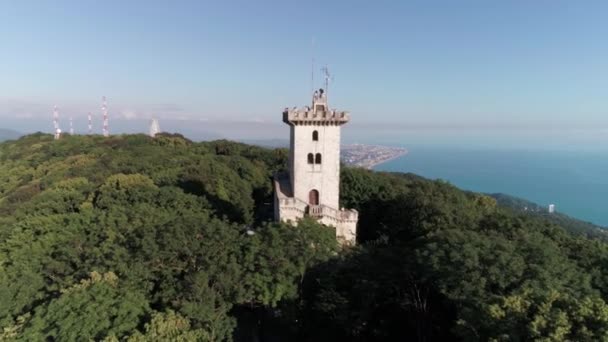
[312,130,319,141]
[315,153,322,164]
[308,153,314,164]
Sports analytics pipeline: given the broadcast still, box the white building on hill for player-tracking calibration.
[149,118,161,137]
[274,88,358,244]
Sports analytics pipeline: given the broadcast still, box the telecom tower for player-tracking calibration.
[149,118,161,137]
[69,117,74,135]
[53,106,61,140]
[88,112,92,134]
[102,96,109,137]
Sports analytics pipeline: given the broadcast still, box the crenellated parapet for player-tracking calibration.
[283,89,350,125]
[283,108,350,125]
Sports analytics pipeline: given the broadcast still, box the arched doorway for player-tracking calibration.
[309,189,319,205]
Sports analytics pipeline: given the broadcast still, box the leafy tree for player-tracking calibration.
[20,272,149,341]
[121,310,210,341]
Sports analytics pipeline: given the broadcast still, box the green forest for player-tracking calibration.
[1,133,608,341]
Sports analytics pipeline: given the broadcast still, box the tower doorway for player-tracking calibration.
[309,189,319,205]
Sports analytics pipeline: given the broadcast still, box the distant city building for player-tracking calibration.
[548,204,555,214]
[274,88,358,244]
[149,118,161,137]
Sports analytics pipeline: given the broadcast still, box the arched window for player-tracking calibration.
[309,189,319,205]
[312,130,319,141]
[315,153,322,164]
[307,153,314,164]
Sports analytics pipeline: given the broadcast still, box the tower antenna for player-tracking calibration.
[311,37,315,94]
[321,65,333,97]
[88,112,92,134]
[69,116,74,135]
[53,105,61,140]
[102,96,109,137]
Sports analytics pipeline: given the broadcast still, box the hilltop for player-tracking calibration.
[1,133,608,341]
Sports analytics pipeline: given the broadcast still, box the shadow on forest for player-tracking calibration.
[178,179,248,223]
[295,246,458,342]
[231,244,458,342]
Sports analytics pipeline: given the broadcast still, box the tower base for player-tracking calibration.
[274,173,358,245]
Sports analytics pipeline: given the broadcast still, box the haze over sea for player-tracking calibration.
[367,128,608,228]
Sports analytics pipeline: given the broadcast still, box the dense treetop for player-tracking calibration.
[1,133,607,341]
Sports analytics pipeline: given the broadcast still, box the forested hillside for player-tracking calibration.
[1,133,608,341]
[490,192,608,241]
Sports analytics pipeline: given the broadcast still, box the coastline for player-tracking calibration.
[366,151,409,170]
[341,144,408,170]
[368,146,608,227]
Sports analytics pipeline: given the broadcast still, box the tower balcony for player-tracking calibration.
[307,205,358,222]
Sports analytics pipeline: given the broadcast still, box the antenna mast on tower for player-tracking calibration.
[321,65,332,97]
[311,38,315,95]
[101,96,109,137]
[53,105,61,140]
[88,112,92,134]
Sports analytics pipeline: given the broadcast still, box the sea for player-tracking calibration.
[373,145,608,227]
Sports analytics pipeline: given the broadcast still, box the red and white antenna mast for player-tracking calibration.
[53,105,61,140]
[69,116,74,135]
[102,96,109,137]
[88,112,92,134]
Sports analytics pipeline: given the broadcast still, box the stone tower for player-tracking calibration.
[274,88,358,244]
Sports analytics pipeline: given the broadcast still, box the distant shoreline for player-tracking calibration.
[341,144,408,170]
[368,151,408,170]
[369,147,608,227]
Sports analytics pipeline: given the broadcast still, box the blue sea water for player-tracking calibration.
[374,146,608,227]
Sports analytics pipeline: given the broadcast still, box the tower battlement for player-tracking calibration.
[282,108,350,125]
[283,89,350,125]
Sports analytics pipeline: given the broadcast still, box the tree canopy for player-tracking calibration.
[1,133,607,341]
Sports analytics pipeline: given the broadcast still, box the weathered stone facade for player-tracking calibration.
[274,90,358,244]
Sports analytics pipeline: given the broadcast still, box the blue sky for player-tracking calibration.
[1,1,608,142]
